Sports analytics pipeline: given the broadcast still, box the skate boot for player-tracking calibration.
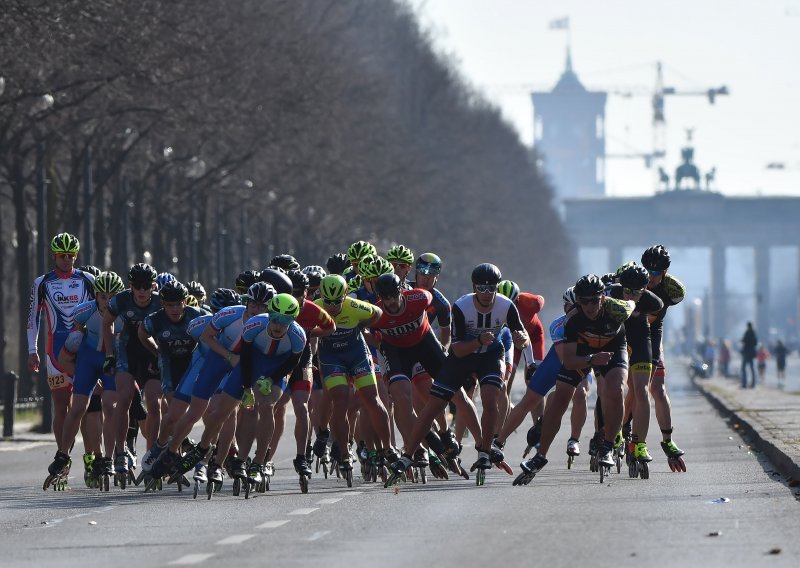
[208,460,224,486]
[567,438,580,457]
[661,440,686,472]
[229,457,250,497]
[83,453,96,488]
[114,451,129,489]
[141,442,166,473]
[152,449,180,480]
[313,430,330,459]
[425,430,447,458]
[44,451,71,491]
[48,450,71,476]
[470,450,492,472]
[439,428,461,459]
[193,463,208,483]
[247,459,263,486]
[412,447,430,468]
[384,453,412,488]
[174,443,207,480]
[635,442,653,462]
[598,440,614,469]
[514,453,548,486]
[523,417,543,457]
[293,455,312,477]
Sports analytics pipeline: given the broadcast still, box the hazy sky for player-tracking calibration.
[412,0,800,197]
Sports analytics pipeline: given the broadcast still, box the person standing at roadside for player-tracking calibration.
[741,322,757,388]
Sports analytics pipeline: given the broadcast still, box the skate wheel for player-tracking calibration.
[178,477,183,492]
[640,461,649,480]
[300,475,308,494]
[207,481,214,500]
[232,477,241,496]
[193,481,199,499]
[345,469,353,488]
[476,469,485,486]
[103,475,110,492]
[120,474,127,490]
[244,479,250,500]
[616,456,622,474]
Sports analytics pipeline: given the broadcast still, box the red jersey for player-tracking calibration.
[295,299,335,335]
[374,289,432,348]
[517,292,546,361]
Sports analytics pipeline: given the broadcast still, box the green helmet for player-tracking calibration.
[615,261,638,276]
[347,240,376,263]
[359,256,393,279]
[497,280,520,302]
[94,271,125,294]
[268,293,301,318]
[50,232,80,254]
[386,244,415,265]
[184,295,199,308]
[320,274,348,302]
[347,274,363,294]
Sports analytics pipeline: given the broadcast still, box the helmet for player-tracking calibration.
[600,272,617,286]
[78,265,101,278]
[574,274,605,298]
[497,280,520,302]
[268,293,301,318]
[347,241,376,263]
[186,281,206,299]
[641,244,671,271]
[562,286,576,305]
[184,295,199,308]
[128,263,157,285]
[259,268,293,294]
[471,263,502,286]
[235,270,261,293]
[326,253,349,275]
[375,273,402,298]
[360,256,393,279]
[210,288,241,313]
[347,274,363,294]
[357,255,377,278]
[287,269,309,291]
[615,261,637,276]
[320,274,348,302]
[302,266,326,288]
[156,272,177,290]
[386,245,414,265]
[269,254,300,271]
[50,232,80,254]
[159,280,188,302]
[415,253,442,276]
[618,263,650,290]
[94,271,125,295]
[247,281,276,305]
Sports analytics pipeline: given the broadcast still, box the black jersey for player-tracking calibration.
[563,297,634,351]
[646,274,686,361]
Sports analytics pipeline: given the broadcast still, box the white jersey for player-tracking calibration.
[450,293,524,354]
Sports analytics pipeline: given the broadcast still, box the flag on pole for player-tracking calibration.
[549,16,569,30]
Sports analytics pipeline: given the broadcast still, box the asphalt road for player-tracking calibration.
[1,365,798,568]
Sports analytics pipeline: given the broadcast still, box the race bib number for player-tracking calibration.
[47,374,71,390]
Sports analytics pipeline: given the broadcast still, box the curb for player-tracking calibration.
[692,376,800,484]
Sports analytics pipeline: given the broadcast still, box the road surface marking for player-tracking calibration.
[288,507,319,515]
[256,520,290,529]
[316,498,342,505]
[307,531,330,541]
[168,554,214,565]
[217,534,255,545]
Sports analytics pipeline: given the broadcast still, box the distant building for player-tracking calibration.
[532,48,607,199]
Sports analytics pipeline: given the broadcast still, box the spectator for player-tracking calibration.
[756,344,769,384]
[703,339,716,376]
[718,339,731,377]
[774,339,788,389]
[741,322,757,388]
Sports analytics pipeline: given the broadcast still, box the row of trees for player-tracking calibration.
[0,0,574,393]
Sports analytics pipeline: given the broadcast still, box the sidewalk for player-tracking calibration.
[692,369,800,485]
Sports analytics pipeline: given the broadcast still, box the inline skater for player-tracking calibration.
[390,263,528,482]
[186,281,210,312]
[315,274,396,481]
[386,244,415,284]
[29,233,95,458]
[101,263,161,486]
[515,275,634,485]
[641,245,687,471]
[326,253,349,276]
[46,271,123,489]
[235,270,261,295]
[606,263,663,476]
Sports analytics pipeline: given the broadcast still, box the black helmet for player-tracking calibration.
[159,280,189,302]
[326,253,349,275]
[235,270,261,294]
[269,254,300,271]
[186,280,206,298]
[600,272,617,286]
[618,263,650,290]
[641,244,671,271]
[375,273,402,299]
[301,265,326,288]
[128,263,157,285]
[471,263,502,286]
[78,265,102,278]
[259,268,293,295]
[210,288,241,313]
[247,281,276,305]
[574,274,605,298]
[287,269,309,292]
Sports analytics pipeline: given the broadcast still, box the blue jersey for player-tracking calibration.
[550,315,567,345]
[242,315,306,358]
[207,305,248,352]
[70,300,122,353]
[187,314,213,356]
[498,327,514,364]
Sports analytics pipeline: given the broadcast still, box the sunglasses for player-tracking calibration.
[323,298,343,306]
[475,284,497,293]
[623,287,644,296]
[390,261,410,268]
[647,269,663,276]
[417,267,440,276]
[56,253,76,260]
[578,296,602,306]
[131,283,152,291]
[270,313,295,326]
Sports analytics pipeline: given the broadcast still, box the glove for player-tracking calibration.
[256,377,272,395]
[525,363,537,383]
[241,389,255,409]
[102,355,116,374]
